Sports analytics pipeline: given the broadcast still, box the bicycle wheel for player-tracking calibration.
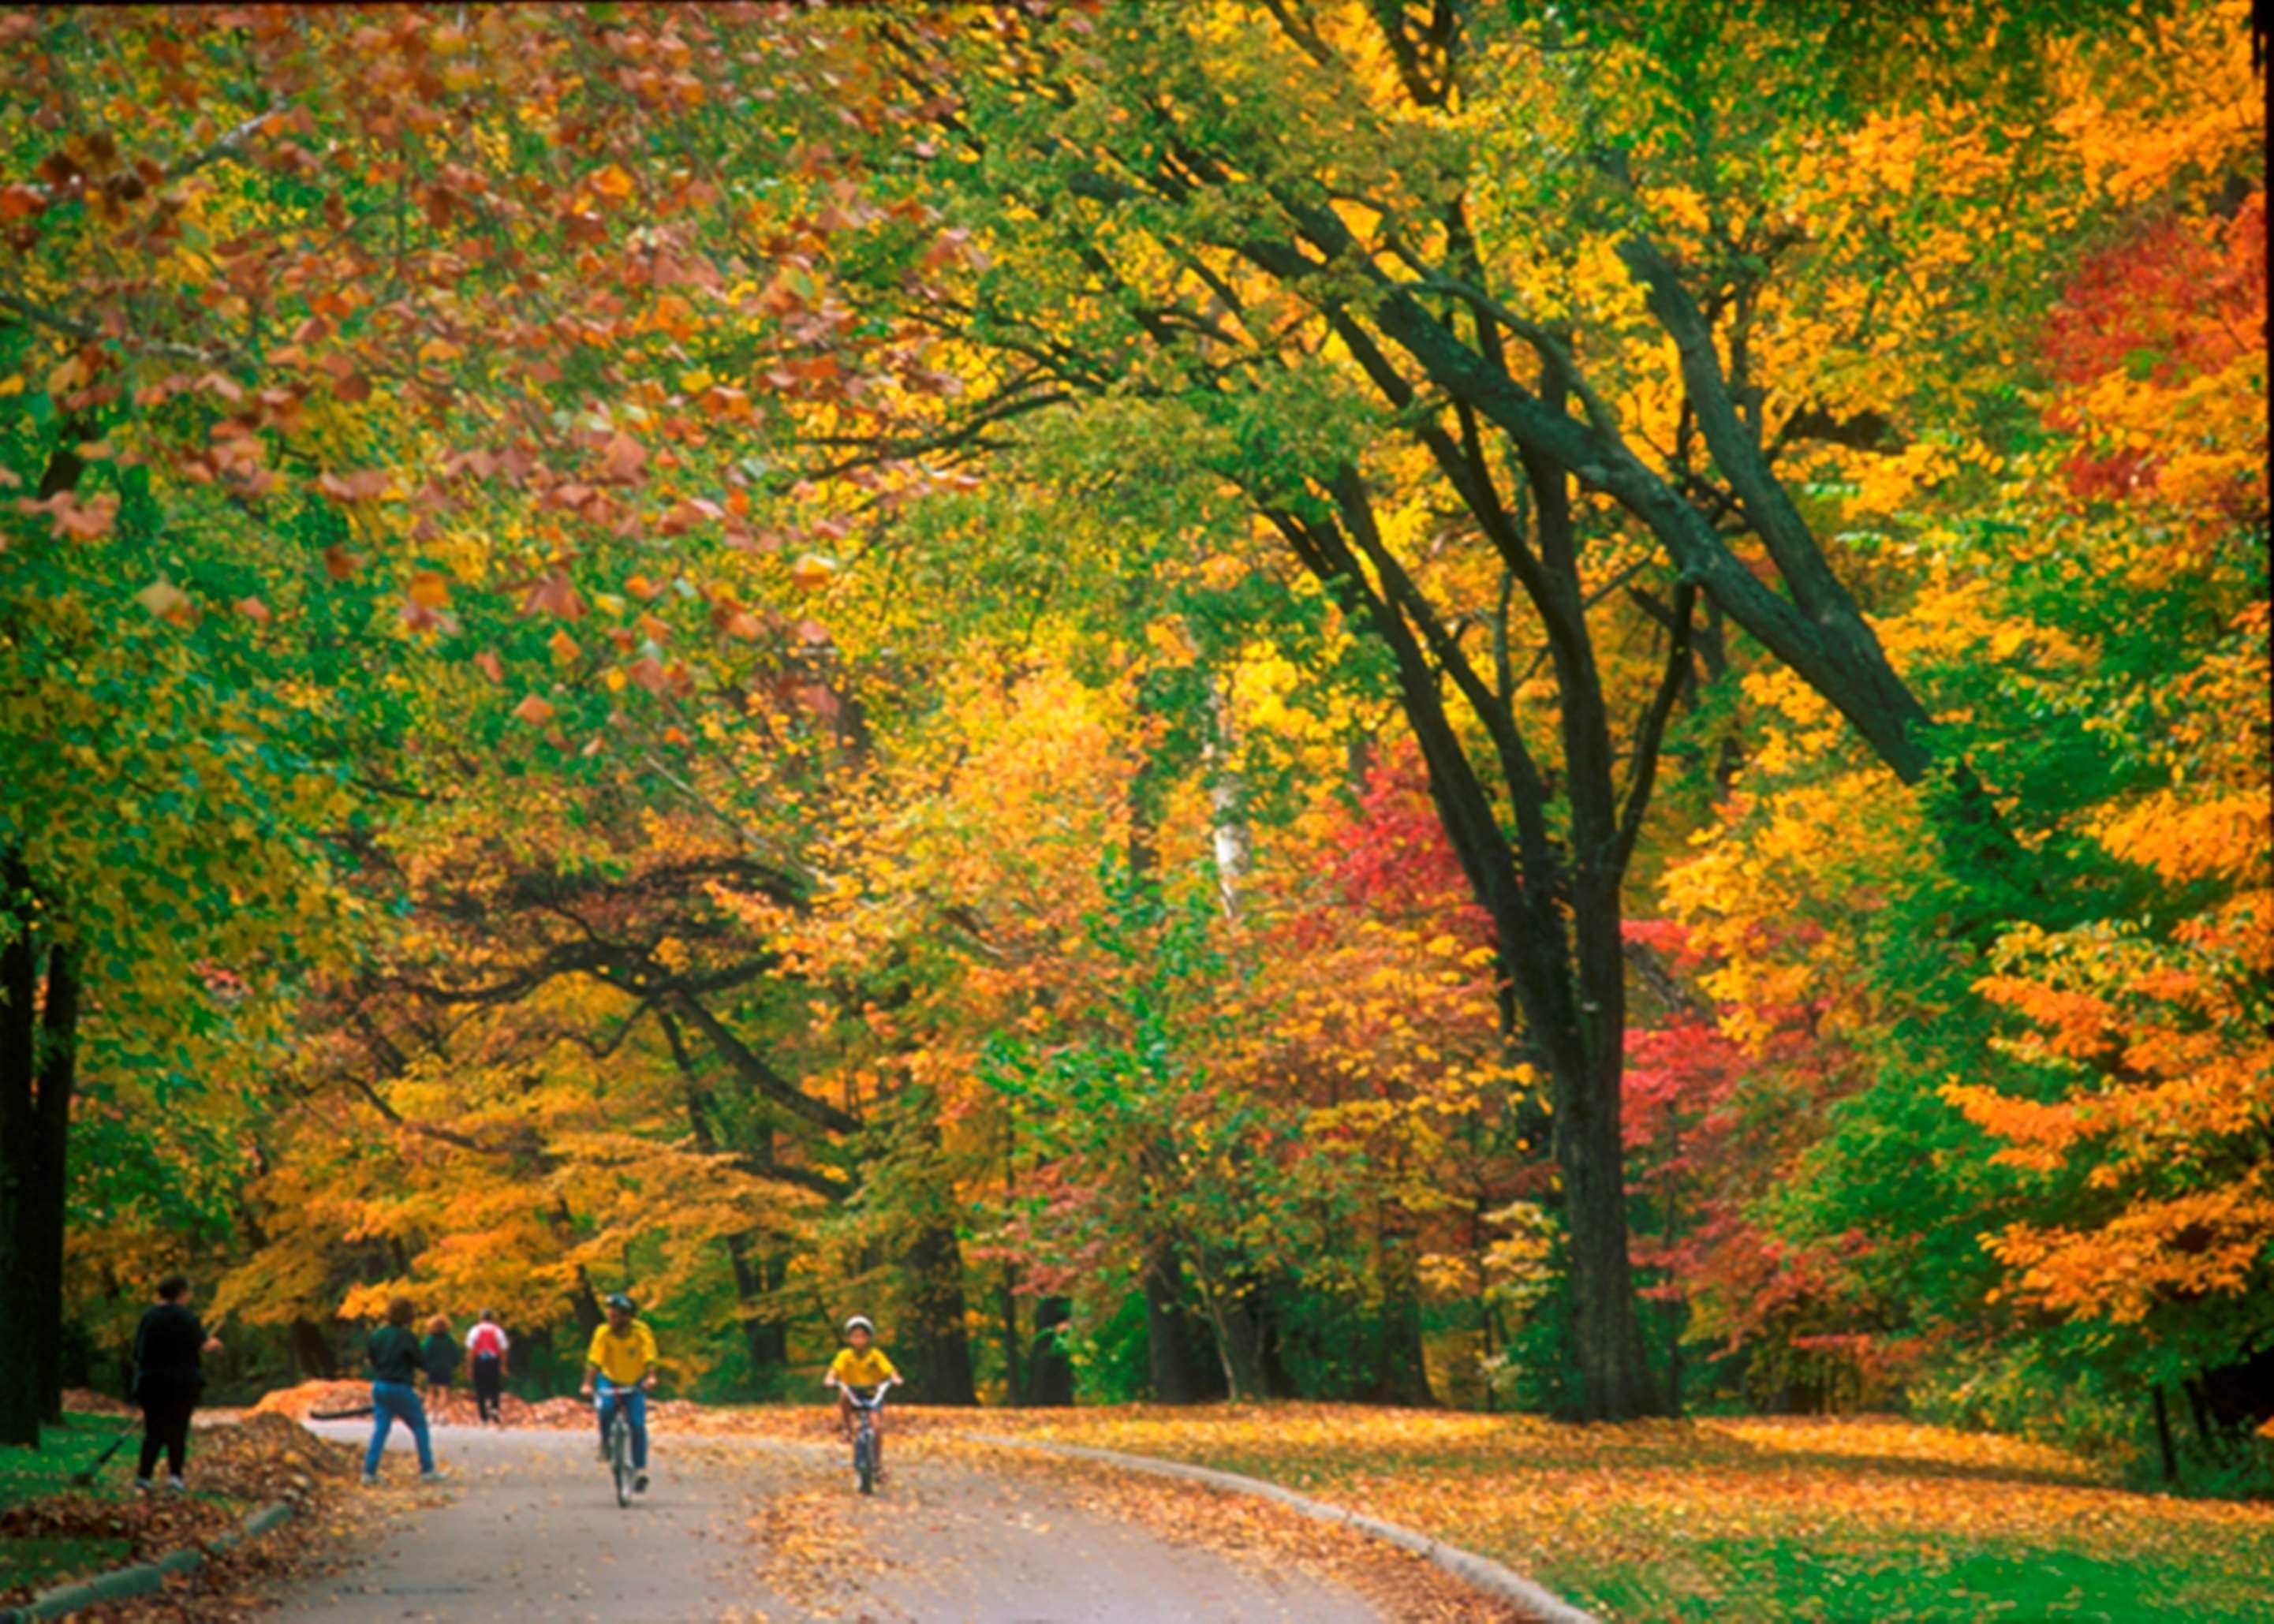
[854,1426,875,1495]
[612,1417,633,1508]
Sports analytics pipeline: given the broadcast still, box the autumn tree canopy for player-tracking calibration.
[1,0,2263,1460]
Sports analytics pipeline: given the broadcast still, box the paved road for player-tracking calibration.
[278,1421,1380,1622]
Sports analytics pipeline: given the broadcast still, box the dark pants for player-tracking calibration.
[472,1354,503,1421]
[136,1387,196,1480]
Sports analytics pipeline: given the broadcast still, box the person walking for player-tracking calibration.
[130,1274,222,1495]
[363,1298,441,1485]
[465,1309,510,1424]
[420,1314,457,1408]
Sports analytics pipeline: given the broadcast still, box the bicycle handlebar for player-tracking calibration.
[581,1380,659,1405]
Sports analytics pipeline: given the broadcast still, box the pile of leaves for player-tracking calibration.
[0,1414,369,1618]
[252,1378,711,1431]
[681,1404,968,1443]
[249,1380,375,1422]
[58,1389,136,1420]
[180,1412,355,1503]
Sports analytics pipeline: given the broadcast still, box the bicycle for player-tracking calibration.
[584,1381,648,1507]
[842,1382,890,1495]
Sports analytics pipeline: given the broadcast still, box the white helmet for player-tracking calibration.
[844,1315,874,1334]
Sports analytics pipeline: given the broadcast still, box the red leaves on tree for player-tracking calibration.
[1318,743,1488,943]
[2039,191,2265,504]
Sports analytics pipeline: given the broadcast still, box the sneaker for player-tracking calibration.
[419,1469,446,1483]
[165,1477,188,1494]
[633,1472,648,1494]
[133,1477,153,1496]
[360,1473,379,1488]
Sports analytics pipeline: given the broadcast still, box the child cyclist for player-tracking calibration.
[823,1315,902,1477]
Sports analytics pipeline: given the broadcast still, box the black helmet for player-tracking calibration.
[605,1292,635,1312]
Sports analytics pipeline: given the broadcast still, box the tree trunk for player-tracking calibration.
[998,1118,1023,1405]
[2183,1377,2215,1447]
[31,944,77,1425]
[1275,459,1665,1421]
[1257,1281,1298,1398]
[996,1256,1023,1406]
[1473,876,1658,1421]
[1026,1296,1075,1406]
[290,1317,338,1380]
[567,1273,603,1341]
[2153,1384,2179,1483]
[901,1206,977,1404]
[1201,666,1251,917]
[1370,1226,1433,1406]
[722,1232,785,1387]
[661,1011,793,1387]
[1141,1235,1218,1402]
[1552,1029,1656,1421]
[1191,1259,1268,1402]
[0,868,43,1447]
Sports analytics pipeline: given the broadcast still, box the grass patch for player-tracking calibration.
[947,1405,2274,1623]
[1564,1532,2274,1622]
[0,1413,144,1597]
[0,1413,140,1510]
[0,1535,136,1596]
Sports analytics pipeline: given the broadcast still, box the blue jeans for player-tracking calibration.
[596,1380,648,1470]
[365,1380,435,1477]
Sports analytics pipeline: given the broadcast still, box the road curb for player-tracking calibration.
[0,1496,297,1622]
[967,1434,1601,1624]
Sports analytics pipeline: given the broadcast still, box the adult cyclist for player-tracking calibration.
[580,1293,659,1495]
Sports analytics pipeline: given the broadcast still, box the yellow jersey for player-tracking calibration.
[586,1319,659,1386]
[827,1345,899,1389]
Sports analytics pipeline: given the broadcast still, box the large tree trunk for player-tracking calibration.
[1277,462,1664,1421]
[1552,1018,1656,1421]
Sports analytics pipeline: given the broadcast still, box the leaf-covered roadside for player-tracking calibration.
[970,1450,1533,1623]
[0,1412,392,1621]
[934,1403,2274,1622]
[729,1426,1525,1623]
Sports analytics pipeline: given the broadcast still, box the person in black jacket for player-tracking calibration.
[420,1315,457,1398]
[132,1274,222,1494]
[362,1297,439,1484]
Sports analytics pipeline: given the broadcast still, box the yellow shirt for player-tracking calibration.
[827,1346,899,1389]
[585,1320,659,1386]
